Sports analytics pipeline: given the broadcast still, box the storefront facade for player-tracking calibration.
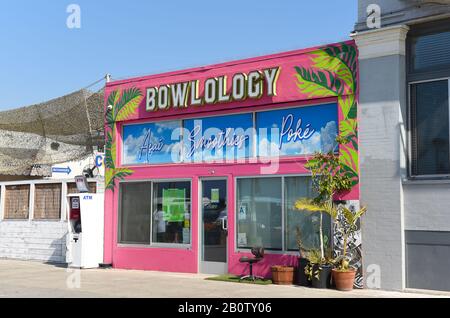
[103,41,359,278]
[354,1,450,291]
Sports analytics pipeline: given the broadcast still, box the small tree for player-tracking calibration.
[333,205,366,270]
[295,136,353,262]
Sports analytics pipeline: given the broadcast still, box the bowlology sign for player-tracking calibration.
[146,67,280,111]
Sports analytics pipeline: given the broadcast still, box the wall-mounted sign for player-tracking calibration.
[122,120,182,165]
[183,113,253,162]
[237,233,247,247]
[238,204,247,221]
[162,188,186,222]
[257,103,338,157]
[52,166,72,175]
[211,189,220,203]
[146,67,280,112]
[122,103,338,165]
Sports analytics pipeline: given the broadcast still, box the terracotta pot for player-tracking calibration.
[332,268,356,291]
[271,266,294,285]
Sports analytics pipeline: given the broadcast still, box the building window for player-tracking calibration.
[4,185,30,220]
[410,80,449,176]
[284,176,330,251]
[119,182,152,245]
[236,175,320,252]
[236,177,282,250]
[410,29,450,73]
[151,181,191,245]
[34,184,62,220]
[408,20,450,177]
[119,180,191,246]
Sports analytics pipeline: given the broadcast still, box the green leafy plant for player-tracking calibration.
[333,205,366,271]
[295,135,365,272]
[304,249,333,281]
[295,136,352,259]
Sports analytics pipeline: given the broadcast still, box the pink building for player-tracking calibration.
[103,41,359,279]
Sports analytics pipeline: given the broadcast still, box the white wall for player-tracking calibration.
[0,178,103,263]
[0,221,67,262]
[404,183,450,231]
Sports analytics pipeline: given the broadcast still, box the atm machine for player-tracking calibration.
[66,176,104,268]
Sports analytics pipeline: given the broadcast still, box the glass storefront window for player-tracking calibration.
[119,180,191,246]
[236,175,324,252]
[119,182,152,245]
[152,181,191,245]
[236,177,282,250]
[284,176,330,251]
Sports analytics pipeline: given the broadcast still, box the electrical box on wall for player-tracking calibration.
[66,193,104,268]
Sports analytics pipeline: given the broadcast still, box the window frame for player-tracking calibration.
[407,77,450,179]
[407,19,450,180]
[3,184,31,220]
[33,183,62,220]
[117,178,193,249]
[234,174,320,254]
[407,19,450,83]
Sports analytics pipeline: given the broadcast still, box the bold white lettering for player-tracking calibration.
[146,87,157,111]
[217,76,230,103]
[158,85,170,110]
[171,82,189,108]
[232,73,247,101]
[248,71,263,99]
[204,78,218,104]
[264,67,280,96]
[190,80,202,106]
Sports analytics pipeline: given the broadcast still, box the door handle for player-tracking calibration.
[221,217,228,230]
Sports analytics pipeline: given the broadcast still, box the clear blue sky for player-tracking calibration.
[0,0,356,110]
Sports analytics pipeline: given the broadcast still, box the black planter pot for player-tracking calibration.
[296,258,311,287]
[311,264,332,289]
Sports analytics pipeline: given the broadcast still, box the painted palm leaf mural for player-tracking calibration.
[295,43,362,288]
[295,42,359,186]
[105,87,143,190]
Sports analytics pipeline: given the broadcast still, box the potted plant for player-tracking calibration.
[295,136,356,289]
[303,248,334,289]
[331,204,366,291]
[295,227,311,287]
[271,265,294,285]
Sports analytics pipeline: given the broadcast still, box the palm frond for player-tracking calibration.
[311,50,354,94]
[115,88,143,122]
[294,198,325,212]
[104,131,115,169]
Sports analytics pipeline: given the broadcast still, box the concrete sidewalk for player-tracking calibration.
[0,259,447,298]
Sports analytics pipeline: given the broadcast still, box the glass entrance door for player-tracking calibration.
[200,179,227,274]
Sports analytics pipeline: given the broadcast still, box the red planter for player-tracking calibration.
[332,269,356,291]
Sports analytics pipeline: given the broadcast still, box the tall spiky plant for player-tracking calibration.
[295,136,352,261]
